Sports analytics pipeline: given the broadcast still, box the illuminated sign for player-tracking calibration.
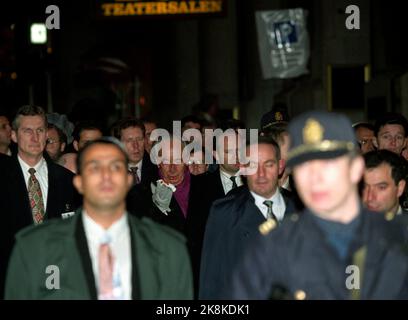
[96,0,226,18]
[30,23,47,44]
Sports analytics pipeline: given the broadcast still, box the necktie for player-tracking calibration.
[263,200,278,223]
[98,242,115,300]
[28,168,45,224]
[230,176,238,189]
[129,167,140,185]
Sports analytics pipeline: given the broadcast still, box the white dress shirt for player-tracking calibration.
[128,159,143,182]
[219,169,243,195]
[18,156,48,212]
[250,189,286,221]
[82,211,132,300]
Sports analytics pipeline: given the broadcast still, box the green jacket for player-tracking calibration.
[5,210,193,300]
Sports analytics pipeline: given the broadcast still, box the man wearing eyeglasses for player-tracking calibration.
[45,123,67,162]
[0,105,80,298]
[353,122,375,154]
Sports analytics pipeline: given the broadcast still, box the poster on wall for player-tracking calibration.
[255,8,310,79]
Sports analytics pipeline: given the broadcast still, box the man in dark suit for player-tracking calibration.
[5,137,193,299]
[112,118,158,216]
[187,130,246,287]
[0,105,80,298]
[199,136,296,299]
[229,111,408,299]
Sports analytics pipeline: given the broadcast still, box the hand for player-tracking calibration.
[151,180,176,215]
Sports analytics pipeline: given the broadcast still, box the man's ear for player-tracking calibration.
[278,159,285,176]
[73,175,84,195]
[73,140,79,152]
[397,179,406,198]
[373,137,379,149]
[60,142,66,153]
[11,130,17,144]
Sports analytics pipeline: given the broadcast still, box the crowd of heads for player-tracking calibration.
[2,101,408,218]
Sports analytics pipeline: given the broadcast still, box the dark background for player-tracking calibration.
[1,0,408,129]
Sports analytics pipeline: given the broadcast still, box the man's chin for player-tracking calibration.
[366,206,381,212]
[92,200,123,211]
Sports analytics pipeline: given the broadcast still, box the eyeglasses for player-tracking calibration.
[379,134,405,142]
[46,138,60,145]
[358,139,374,145]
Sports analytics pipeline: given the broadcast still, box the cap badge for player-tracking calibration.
[274,111,283,121]
[303,118,324,144]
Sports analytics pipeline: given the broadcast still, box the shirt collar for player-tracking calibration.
[18,155,46,173]
[250,188,282,208]
[82,210,128,244]
[220,168,236,179]
[128,159,143,171]
[219,168,242,183]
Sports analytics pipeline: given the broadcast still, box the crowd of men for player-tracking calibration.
[0,103,408,300]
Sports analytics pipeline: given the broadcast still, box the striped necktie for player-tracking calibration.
[263,200,278,223]
[98,242,115,300]
[129,166,140,185]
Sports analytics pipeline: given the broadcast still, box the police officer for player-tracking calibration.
[229,110,408,300]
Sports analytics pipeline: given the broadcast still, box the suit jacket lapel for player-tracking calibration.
[45,159,56,219]
[10,155,32,226]
[214,169,226,197]
[128,219,141,300]
[74,213,98,300]
[73,212,146,300]
[233,191,265,239]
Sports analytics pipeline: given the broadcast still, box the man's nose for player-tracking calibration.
[364,187,375,202]
[390,140,396,146]
[101,167,113,180]
[131,140,140,150]
[308,162,323,183]
[31,131,39,142]
[257,165,265,177]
